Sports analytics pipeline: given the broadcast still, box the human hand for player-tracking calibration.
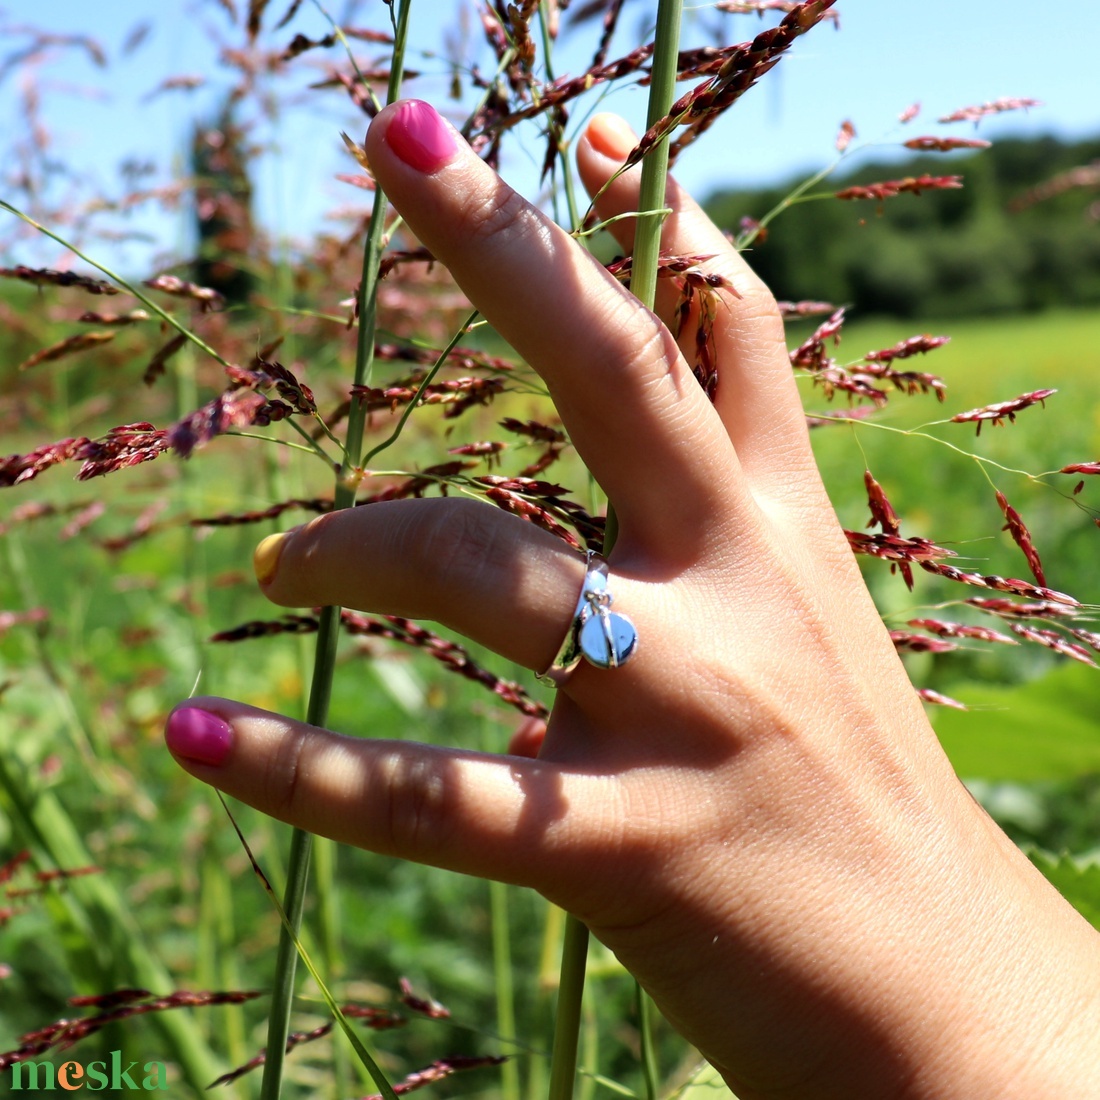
[165,102,1100,1099]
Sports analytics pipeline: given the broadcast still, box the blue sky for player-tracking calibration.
[2,1,1097,271]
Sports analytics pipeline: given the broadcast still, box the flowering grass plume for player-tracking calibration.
[211,611,548,720]
[208,999,408,1088]
[902,136,992,152]
[17,330,116,372]
[0,4,1096,1096]
[359,1055,508,1100]
[996,489,1046,587]
[950,388,1057,434]
[907,618,1018,646]
[0,991,260,1073]
[1009,624,1097,666]
[0,265,118,294]
[939,97,1043,124]
[863,470,912,588]
[835,175,964,202]
[916,688,967,710]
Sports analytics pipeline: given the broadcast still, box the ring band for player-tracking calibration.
[538,549,638,686]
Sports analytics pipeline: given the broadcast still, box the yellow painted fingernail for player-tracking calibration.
[253,532,288,586]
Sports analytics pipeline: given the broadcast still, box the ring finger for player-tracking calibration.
[256,497,644,683]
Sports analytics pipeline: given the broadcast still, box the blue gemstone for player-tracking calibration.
[579,611,637,670]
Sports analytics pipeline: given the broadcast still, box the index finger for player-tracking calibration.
[366,100,746,560]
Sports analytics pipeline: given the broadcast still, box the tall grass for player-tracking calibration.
[2,3,1098,1098]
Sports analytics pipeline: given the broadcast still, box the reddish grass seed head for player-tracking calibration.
[778,299,839,318]
[1010,624,1097,667]
[965,597,1078,621]
[0,265,118,295]
[950,388,1056,434]
[845,530,953,563]
[995,489,1046,587]
[143,273,226,311]
[864,334,950,363]
[908,619,1018,645]
[864,470,901,534]
[889,631,958,654]
[919,560,1078,606]
[716,0,839,18]
[938,97,1043,124]
[835,175,964,202]
[17,331,116,372]
[917,688,967,710]
[77,308,150,325]
[902,136,992,152]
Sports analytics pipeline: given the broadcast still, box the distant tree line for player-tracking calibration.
[705,135,1100,318]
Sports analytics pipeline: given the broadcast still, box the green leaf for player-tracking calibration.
[931,663,1100,781]
[1028,850,1100,931]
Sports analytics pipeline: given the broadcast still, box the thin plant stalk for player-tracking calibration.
[258,3,412,1098]
[547,5,684,1097]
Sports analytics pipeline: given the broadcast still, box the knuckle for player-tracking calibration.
[376,748,451,858]
[265,725,308,819]
[403,498,512,596]
[458,182,537,254]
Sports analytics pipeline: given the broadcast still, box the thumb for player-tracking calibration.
[163,697,570,890]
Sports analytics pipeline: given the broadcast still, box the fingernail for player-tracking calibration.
[165,706,233,766]
[385,100,458,173]
[586,113,637,161]
[254,531,289,586]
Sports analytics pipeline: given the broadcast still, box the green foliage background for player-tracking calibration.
[707,135,1100,318]
[1,32,1098,1087]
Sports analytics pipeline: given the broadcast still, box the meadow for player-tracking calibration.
[2,301,1099,1098]
[1,2,1099,1096]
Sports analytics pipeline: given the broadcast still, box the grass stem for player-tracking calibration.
[257,3,412,1098]
[548,4,683,1096]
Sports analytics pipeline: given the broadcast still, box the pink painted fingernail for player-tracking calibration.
[165,705,233,766]
[385,100,458,173]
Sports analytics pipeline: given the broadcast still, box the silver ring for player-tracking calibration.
[538,549,638,686]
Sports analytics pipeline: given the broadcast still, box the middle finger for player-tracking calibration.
[365,100,747,559]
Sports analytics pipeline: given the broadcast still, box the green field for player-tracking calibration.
[2,306,1100,1097]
